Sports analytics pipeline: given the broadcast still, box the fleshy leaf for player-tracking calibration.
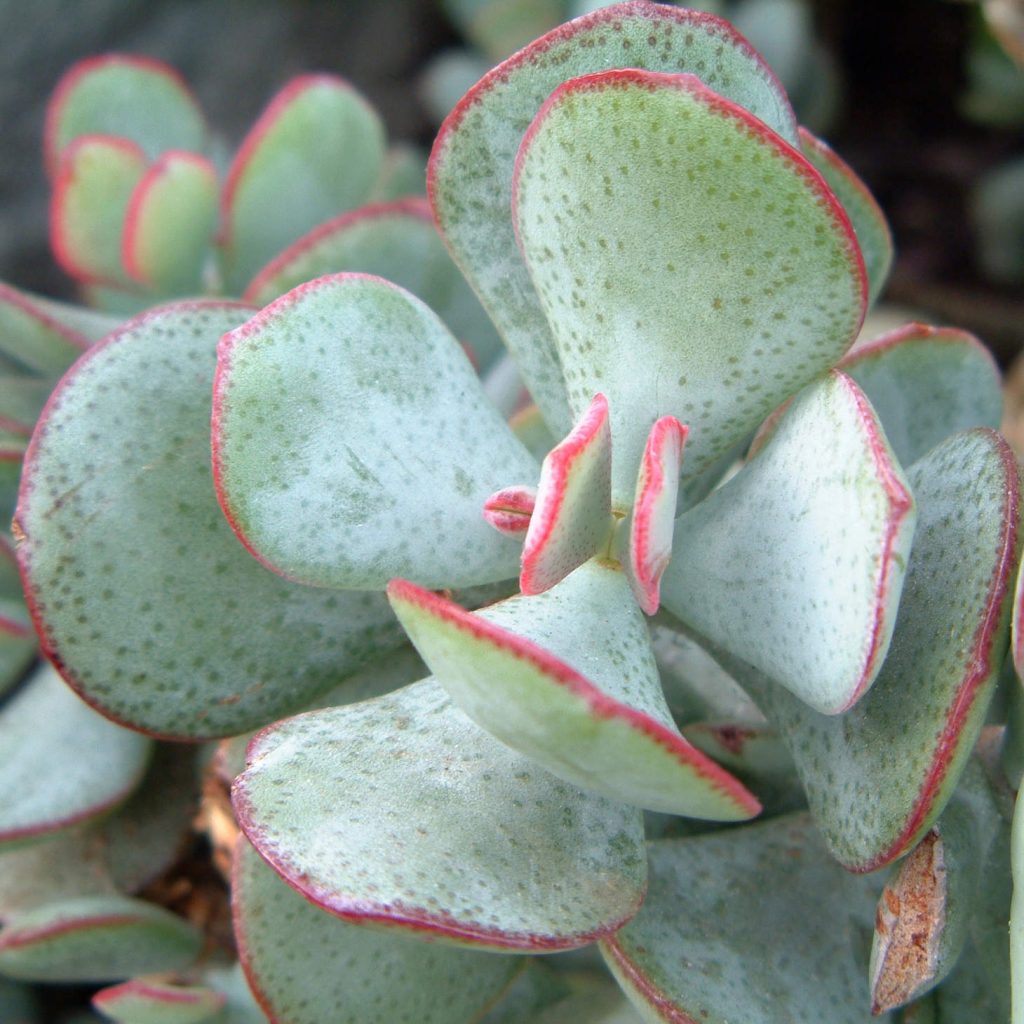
[233,678,646,951]
[712,428,1021,870]
[482,966,645,1023]
[512,69,865,499]
[233,836,522,1024]
[388,562,759,819]
[122,151,217,295]
[16,301,404,739]
[93,977,225,1024]
[799,127,894,306]
[0,663,151,846]
[663,371,915,714]
[840,322,1003,468]
[220,75,386,293]
[0,282,94,377]
[213,274,537,591]
[628,417,686,615]
[520,394,611,595]
[44,55,206,178]
[50,136,148,286]
[0,538,36,699]
[0,896,201,983]
[483,485,537,535]
[368,144,427,202]
[870,762,999,1013]
[601,814,888,1024]
[429,1,800,437]
[243,198,503,370]
[0,377,59,435]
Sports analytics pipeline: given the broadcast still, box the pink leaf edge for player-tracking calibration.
[219,73,379,249]
[857,428,1020,873]
[386,577,762,819]
[520,392,611,595]
[509,67,867,321]
[49,135,148,288]
[0,282,91,352]
[14,299,255,743]
[629,416,688,615]
[483,485,537,535]
[43,53,201,180]
[232,777,643,953]
[427,0,798,211]
[93,979,225,1014]
[242,196,432,300]
[121,150,218,288]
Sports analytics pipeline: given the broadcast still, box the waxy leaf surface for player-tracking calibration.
[45,55,206,176]
[51,137,147,287]
[244,198,502,370]
[16,302,404,739]
[520,394,611,595]
[663,371,914,714]
[0,663,151,845]
[220,75,385,292]
[722,429,1021,870]
[234,678,646,951]
[0,896,201,983]
[840,323,1003,468]
[799,127,893,306]
[92,978,225,1024]
[214,275,537,590]
[390,561,758,819]
[234,837,521,1024]
[122,151,217,295]
[430,0,800,436]
[513,69,865,498]
[601,814,889,1024]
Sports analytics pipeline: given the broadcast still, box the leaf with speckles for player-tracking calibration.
[122,152,217,296]
[600,814,890,1024]
[243,198,503,371]
[213,275,538,591]
[840,323,1003,468]
[0,896,201,983]
[92,977,225,1024]
[710,429,1021,871]
[0,663,151,846]
[233,678,647,951]
[388,562,759,819]
[799,127,893,307]
[429,1,801,437]
[869,762,999,1013]
[16,301,405,740]
[0,283,99,377]
[512,70,866,500]
[520,394,611,595]
[0,377,59,435]
[663,371,915,715]
[220,75,386,293]
[44,56,206,178]
[51,137,147,287]
[233,836,522,1024]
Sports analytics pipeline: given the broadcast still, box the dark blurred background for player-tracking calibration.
[2,0,1021,362]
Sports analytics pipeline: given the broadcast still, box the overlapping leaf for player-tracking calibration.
[601,814,889,1023]
[389,561,759,819]
[430,0,802,436]
[234,679,646,951]
[233,836,522,1024]
[16,301,405,739]
[713,429,1020,870]
[512,68,865,498]
[663,371,915,714]
[213,275,537,591]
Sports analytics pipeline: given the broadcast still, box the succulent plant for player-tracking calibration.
[2,2,1023,1022]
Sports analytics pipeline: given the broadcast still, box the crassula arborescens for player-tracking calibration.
[1,3,1023,1022]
